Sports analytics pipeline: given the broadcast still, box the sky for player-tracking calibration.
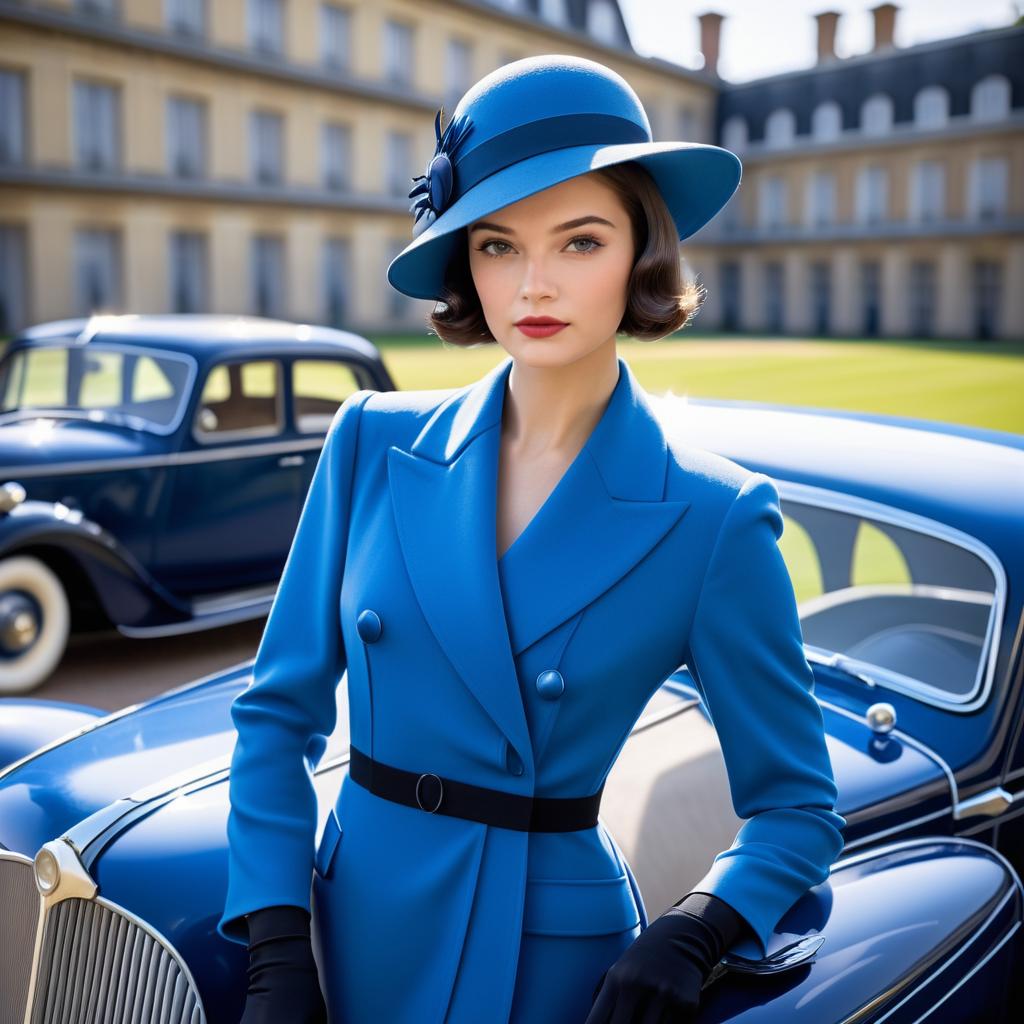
[619,0,1022,82]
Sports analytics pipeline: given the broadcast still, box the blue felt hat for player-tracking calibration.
[387,54,742,301]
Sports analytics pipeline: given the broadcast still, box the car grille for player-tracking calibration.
[1,855,39,1024]
[0,852,205,1024]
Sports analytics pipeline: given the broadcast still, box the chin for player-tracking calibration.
[500,333,600,368]
[505,342,579,368]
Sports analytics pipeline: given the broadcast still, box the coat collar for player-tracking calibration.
[386,355,691,770]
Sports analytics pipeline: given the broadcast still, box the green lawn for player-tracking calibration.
[368,333,1024,435]
[3,331,1022,434]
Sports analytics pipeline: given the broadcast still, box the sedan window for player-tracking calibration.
[194,359,282,440]
[292,359,361,433]
[779,496,1000,709]
[0,342,192,433]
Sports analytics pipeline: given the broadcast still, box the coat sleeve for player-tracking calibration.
[217,388,372,946]
[682,471,846,959]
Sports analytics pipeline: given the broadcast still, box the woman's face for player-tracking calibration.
[467,173,635,369]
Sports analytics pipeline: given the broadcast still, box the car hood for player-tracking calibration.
[0,668,249,856]
[0,416,157,470]
[0,670,951,860]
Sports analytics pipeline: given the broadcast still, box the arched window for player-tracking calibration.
[970,74,1011,122]
[855,164,889,224]
[757,174,788,229]
[967,156,1009,220]
[722,115,747,152]
[811,101,842,142]
[765,108,796,148]
[538,0,569,27]
[913,86,949,129]
[805,169,837,227]
[861,93,893,136]
[677,104,698,141]
[586,0,619,45]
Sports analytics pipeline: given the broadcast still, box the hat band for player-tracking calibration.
[452,112,649,202]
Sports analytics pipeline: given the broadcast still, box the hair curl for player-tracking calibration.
[425,161,705,346]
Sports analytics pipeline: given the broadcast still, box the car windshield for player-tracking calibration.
[0,341,193,433]
[778,494,1001,710]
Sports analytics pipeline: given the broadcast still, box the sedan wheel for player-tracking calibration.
[0,556,71,694]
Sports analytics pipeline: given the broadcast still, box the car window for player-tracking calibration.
[292,359,361,433]
[194,359,282,440]
[779,497,1000,708]
[6,347,67,407]
[0,342,193,433]
[132,355,178,403]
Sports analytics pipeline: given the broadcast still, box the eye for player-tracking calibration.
[568,234,603,255]
[475,235,604,259]
[478,239,514,258]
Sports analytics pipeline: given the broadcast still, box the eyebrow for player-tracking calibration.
[468,215,617,235]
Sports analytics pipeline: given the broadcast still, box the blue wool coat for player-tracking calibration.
[217,354,846,1024]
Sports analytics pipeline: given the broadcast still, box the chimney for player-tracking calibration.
[815,11,840,64]
[870,3,898,52]
[697,11,724,78]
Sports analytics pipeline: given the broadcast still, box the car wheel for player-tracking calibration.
[0,555,71,695]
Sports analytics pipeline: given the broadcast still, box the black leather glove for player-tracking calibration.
[239,904,328,1024]
[584,892,754,1023]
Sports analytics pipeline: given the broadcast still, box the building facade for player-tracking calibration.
[0,1,1021,340]
[700,6,1024,341]
[0,0,715,337]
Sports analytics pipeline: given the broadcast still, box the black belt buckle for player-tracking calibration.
[415,772,444,813]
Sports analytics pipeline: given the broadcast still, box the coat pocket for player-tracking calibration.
[314,807,343,880]
[523,872,641,937]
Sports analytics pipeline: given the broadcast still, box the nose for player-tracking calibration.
[519,255,556,304]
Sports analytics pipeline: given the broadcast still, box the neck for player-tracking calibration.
[502,339,620,456]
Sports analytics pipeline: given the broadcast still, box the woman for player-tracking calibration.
[218,55,846,1024]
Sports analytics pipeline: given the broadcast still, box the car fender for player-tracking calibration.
[697,835,1023,1022]
[0,698,106,772]
[0,498,190,628]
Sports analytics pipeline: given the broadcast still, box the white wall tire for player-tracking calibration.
[0,555,71,695]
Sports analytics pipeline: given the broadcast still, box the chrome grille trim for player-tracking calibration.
[0,854,37,1024]
[32,898,204,1024]
[0,851,206,1024]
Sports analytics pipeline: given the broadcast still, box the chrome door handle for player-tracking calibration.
[277,454,306,467]
[954,786,1016,820]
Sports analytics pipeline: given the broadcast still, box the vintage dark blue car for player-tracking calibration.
[0,314,396,694]
[1,379,1022,1023]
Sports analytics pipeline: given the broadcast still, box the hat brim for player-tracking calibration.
[387,140,741,300]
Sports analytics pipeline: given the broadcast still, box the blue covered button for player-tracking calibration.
[535,669,564,701]
[356,608,383,644]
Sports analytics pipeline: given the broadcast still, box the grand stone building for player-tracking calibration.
[701,6,1024,342]
[0,0,1021,340]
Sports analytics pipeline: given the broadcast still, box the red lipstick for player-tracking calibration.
[515,316,568,338]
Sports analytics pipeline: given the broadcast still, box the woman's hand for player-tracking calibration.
[239,905,328,1024]
[584,892,751,1023]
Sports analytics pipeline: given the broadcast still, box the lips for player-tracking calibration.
[516,321,568,338]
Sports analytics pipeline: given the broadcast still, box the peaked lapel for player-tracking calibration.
[386,355,690,767]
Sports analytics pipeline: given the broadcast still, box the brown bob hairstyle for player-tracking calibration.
[426,160,706,346]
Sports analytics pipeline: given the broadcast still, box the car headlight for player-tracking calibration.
[34,847,60,893]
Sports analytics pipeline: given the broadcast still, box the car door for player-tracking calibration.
[150,356,304,595]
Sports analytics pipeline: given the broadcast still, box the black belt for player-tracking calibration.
[347,744,604,832]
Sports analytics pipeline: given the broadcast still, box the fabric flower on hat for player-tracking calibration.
[408,107,474,238]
